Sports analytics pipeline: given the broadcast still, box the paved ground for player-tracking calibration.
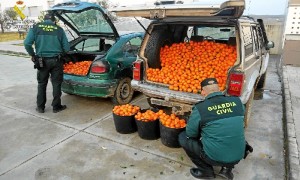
[282,65,300,179]
[0,40,298,179]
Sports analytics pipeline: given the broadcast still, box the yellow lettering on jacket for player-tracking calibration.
[207,101,236,115]
[216,108,233,115]
[38,24,57,32]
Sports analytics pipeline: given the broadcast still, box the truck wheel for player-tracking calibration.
[256,72,267,89]
[111,77,134,105]
[145,29,172,69]
[244,88,254,128]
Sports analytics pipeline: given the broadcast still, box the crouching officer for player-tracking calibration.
[24,13,70,113]
[179,78,252,179]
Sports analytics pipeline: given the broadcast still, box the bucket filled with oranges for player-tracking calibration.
[159,113,187,148]
[134,109,160,140]
[112,104,140,134]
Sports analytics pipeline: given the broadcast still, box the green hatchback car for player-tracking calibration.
[48,1,144,104]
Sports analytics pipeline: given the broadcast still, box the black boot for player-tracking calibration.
[53,105,67,113]
[190,168,215,179]
[36,107,45,113]
[218,167,233,180]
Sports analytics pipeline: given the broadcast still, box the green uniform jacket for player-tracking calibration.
[24,20,70,57]
[186,92,245,163]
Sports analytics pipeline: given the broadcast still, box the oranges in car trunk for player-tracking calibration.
[63,61,92,76]
[146,41,237,92]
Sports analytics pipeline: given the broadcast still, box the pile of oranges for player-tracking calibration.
[146,41,237,92]
[112,104,186,129]
[135,109,159,122]
[113,104,140,116]
[63,61,92,76]
[158,111,186,129]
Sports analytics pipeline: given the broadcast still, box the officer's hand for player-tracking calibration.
[31,55,37,62]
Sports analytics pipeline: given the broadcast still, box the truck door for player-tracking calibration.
[252,26,264,73]
[240,24,261,101]
[257,26,268,75]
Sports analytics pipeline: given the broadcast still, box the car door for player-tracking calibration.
[111,35,143,78]
[257,26,269,75]
[122,36,143,67]
[240,23,262,101]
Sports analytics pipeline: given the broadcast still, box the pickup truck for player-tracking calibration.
[112,0,274,126]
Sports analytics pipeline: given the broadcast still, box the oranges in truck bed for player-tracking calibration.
[146,41,237,92]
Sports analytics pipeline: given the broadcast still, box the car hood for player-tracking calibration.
[111,0,244,20]
[48,1,119,38]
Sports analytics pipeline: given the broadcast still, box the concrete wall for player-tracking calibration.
[264,21,284,55]
[290,0,300,4]
[282,40,300,65]
[282,0,300,65]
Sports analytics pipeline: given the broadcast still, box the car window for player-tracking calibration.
[241,25,253,57]
[252,26,259,52]
[257,26,265,49]
[74,39,100,52]
[61,8,114,34]
[194,26,235,40]
[123,37,142,57]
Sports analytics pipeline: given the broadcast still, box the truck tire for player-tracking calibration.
[256,72,267,89]
[244,88,254,128]
[111,77,134,105]
[145,29,172,69]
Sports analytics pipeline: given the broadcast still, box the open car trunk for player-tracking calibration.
[111,0,245,113]
[134,21,240,104]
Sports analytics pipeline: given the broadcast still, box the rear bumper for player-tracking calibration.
[131,80,204,105]
[62,77,117,98]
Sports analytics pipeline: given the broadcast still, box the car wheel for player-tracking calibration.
[111,77,134,105]
[244,88,254,128]
[256,72,267,89]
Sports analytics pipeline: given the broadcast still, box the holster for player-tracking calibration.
[33,56,45,70]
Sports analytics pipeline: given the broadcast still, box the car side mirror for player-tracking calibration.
[267,41,274,49]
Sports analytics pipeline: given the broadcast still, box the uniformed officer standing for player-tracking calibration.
[179,78,248,180]
[24,13,70,113]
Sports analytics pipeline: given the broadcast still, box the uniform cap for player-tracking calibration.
[200,78,218,89]
[44,13,55,21]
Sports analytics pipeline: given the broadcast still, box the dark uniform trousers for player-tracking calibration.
[179,131,238,174]
[37,57,63,109]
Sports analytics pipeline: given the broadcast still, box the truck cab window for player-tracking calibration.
[242,26,254,57]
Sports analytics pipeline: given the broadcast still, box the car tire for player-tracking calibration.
[145,29,172,69]
[256,72,267,89]
[111,77,134,105]
[244,88,254,128]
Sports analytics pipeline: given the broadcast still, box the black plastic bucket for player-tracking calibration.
[113,113,137,134]
[159,122,185,148]
[135,119,160,140]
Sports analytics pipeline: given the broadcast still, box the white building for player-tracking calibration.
[0,0,67,20]
[0,0,197,20]
[282,0,300,65]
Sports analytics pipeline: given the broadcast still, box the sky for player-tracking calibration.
[109,0,289,15]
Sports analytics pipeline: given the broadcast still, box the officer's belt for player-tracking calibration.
[42,56,59,60]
